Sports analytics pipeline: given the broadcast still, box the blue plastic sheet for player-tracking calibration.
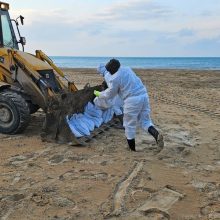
[66,101,119,137]
[102,108,114,123]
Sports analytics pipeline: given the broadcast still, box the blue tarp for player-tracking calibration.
[66,102,116,137]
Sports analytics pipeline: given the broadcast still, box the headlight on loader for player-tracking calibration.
[0,2,9,11]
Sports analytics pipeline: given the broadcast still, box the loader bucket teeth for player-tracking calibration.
[73,118,120,146]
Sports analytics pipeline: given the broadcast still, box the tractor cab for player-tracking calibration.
[0,2,25,50]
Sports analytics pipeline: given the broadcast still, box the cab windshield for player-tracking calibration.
[0,10,18,49]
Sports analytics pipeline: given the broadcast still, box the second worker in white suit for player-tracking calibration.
[94,63,123,118]
[94,59,164,151]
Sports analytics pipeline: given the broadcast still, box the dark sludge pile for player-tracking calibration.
[41,85,103,144]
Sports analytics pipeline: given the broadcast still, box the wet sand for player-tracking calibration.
[0,69,220,220]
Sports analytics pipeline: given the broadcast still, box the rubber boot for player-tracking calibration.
[117,114,123,125]
[115,114,124,129]
[148,126,164,148]
[127,138,136,151]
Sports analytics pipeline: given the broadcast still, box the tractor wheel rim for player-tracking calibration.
[0,105,13,123]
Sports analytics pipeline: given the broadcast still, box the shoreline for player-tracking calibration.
[51,57,220,70]
[61,67,220,72]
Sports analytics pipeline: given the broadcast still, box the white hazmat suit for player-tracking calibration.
[98,66,153,140]
[94,64,123,116]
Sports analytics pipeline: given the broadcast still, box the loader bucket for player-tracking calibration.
[41,84,105,144]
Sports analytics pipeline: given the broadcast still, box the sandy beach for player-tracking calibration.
[0,68,220,220]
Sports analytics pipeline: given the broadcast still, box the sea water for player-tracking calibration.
[50,56,220,70]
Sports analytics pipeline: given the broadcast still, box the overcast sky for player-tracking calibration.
[6,0,220,57]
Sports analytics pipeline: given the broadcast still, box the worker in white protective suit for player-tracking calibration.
[94,59,164,151]
[94,64,124,125]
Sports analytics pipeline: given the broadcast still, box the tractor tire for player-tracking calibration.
[0,91,31,134]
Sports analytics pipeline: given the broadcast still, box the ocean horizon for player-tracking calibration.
[50,56,220,70]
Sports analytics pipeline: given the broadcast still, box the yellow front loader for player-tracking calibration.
[0,2,109,144]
